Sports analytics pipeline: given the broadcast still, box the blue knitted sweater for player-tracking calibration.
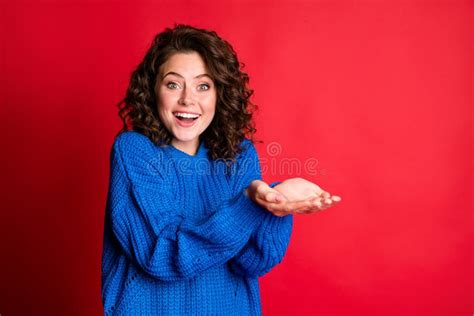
[101,131,293,315]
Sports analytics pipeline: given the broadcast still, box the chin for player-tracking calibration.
[172,131,200,143]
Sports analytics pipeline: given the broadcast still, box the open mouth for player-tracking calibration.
[173,112,201,122]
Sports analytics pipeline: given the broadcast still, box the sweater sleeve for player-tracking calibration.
[107,132,267,282]
[228,141,294,278]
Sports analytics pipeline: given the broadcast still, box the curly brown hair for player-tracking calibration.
[117,23,259,164]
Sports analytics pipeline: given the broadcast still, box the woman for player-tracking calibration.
[101,24,341,315]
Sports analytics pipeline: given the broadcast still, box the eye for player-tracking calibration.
[198,83,210,91]
[166,82,179,89]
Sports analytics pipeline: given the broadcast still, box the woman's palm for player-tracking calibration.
[273,178,324,201]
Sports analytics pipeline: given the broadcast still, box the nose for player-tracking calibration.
[178,85,196,106]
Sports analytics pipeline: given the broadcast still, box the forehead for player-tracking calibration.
[160,52,208,75]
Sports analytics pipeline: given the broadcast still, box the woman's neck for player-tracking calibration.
[171,138,200,156]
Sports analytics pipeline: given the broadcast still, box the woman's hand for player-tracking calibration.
[246,179,340,216]
[273,177,341,211]
[245,178,341,217]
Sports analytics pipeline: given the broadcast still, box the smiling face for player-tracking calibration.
[155,51,217,155]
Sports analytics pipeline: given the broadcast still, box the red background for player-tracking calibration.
[1,0,472,315]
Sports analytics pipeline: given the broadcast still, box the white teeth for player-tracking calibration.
[173,112,200,119]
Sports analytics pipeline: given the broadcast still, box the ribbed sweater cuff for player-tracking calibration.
[264,180,293,231]
[218,190,266,239]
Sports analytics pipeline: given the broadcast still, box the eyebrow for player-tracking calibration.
[161,71,213,80]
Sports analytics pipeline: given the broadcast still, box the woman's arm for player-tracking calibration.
[107,132,267,282]
[227,141,294,277]
[228,181,294,278]
[228,142,342,277]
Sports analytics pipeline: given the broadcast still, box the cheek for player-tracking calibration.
[157,100,173,125]
[203,94,217,114]
[157,93,175,112]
